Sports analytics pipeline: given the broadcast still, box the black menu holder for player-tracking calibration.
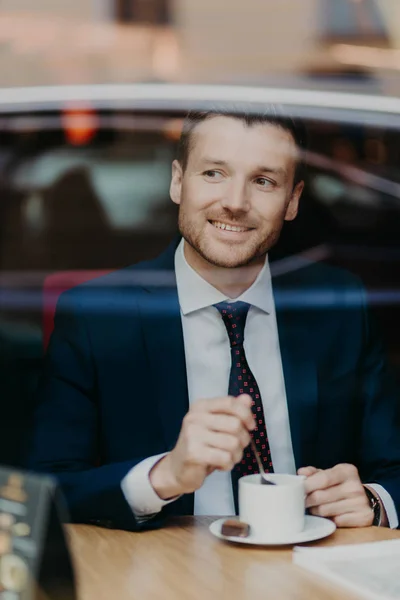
[0,466,77,600]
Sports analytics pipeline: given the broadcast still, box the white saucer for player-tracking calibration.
[209,515,336,546]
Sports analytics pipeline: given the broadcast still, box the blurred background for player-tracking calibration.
[1,0,400,468]
[0,0,399,92]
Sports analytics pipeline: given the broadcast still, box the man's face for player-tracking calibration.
[170,116,304,269]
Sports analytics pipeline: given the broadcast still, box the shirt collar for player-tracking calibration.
[174,239,273,316]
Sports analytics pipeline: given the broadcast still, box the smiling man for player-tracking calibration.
[174,115,301,273]
[28,108,400,531]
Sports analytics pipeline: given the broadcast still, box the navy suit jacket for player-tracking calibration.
[27,240,400,531]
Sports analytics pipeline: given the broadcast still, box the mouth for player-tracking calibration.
[208,220,254,233]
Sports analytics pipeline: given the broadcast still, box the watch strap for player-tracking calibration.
[364,486,382,526]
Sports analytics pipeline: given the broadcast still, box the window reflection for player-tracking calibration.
[2,105,400,469]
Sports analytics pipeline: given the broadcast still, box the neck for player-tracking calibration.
[183,241,265,298]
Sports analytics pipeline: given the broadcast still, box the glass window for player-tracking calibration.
[2,105,400,467]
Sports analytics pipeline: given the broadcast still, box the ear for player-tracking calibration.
[170,160,183,206]
[284,181,304,222]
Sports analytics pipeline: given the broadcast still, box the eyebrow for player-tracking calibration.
[201,158,229,167]
[255,166,287,180]
[201,158,288,180]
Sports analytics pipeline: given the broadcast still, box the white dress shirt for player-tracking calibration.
[121,240,398,527]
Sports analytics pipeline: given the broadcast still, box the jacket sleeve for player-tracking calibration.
[357,283,400,523]
[26,291,174,532]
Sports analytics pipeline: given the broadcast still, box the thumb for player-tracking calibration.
[297,466,319,477]
[237,394,252,407]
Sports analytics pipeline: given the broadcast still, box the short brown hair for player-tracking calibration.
[177,105,307,187]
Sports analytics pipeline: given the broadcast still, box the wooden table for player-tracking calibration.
[67,517,400,600]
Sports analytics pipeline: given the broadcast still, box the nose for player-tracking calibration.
[220,178,249,213]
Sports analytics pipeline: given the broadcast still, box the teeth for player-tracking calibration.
[211,221,248,232]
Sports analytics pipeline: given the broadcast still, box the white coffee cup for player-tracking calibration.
[239,473,306,538]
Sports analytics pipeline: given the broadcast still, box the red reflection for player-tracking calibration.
[62,105,98,146]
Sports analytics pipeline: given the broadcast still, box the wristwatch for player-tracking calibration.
[364,486,382,526]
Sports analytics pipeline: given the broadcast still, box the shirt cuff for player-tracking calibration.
[121,453,179,519]
[367,483,399,529]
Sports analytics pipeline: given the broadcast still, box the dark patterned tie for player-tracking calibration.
[214,301,274,476]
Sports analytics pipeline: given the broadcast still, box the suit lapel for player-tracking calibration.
[136,242,189,453]
[273,280,318,470]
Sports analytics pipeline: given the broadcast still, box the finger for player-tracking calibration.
[303,466,352,495]
[203,430,249,464]
[194,396,255,431]
[309,496,370,518]
[237,394,257,431]
[306,480,365,508]
[305,464,361,495]
[237,394,253,407]
[196,413,252,444]
[333,510,374,528]
[201,447,237,472]
[304,469,339,494]
[298,466,319,477]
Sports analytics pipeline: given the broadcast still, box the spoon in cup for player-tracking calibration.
[249,437,276,485]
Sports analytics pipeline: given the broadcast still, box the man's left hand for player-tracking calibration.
[298,463,386,528]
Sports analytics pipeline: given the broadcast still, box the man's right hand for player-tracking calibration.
[149,394,255,500]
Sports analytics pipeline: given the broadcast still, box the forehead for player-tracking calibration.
[188,116,298,169]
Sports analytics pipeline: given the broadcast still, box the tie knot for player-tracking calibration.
[214,301,250,347]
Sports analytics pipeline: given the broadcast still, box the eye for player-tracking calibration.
[203,170,222,180]
[255,177,274,188]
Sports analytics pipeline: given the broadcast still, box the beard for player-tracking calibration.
[178,206,284,269]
